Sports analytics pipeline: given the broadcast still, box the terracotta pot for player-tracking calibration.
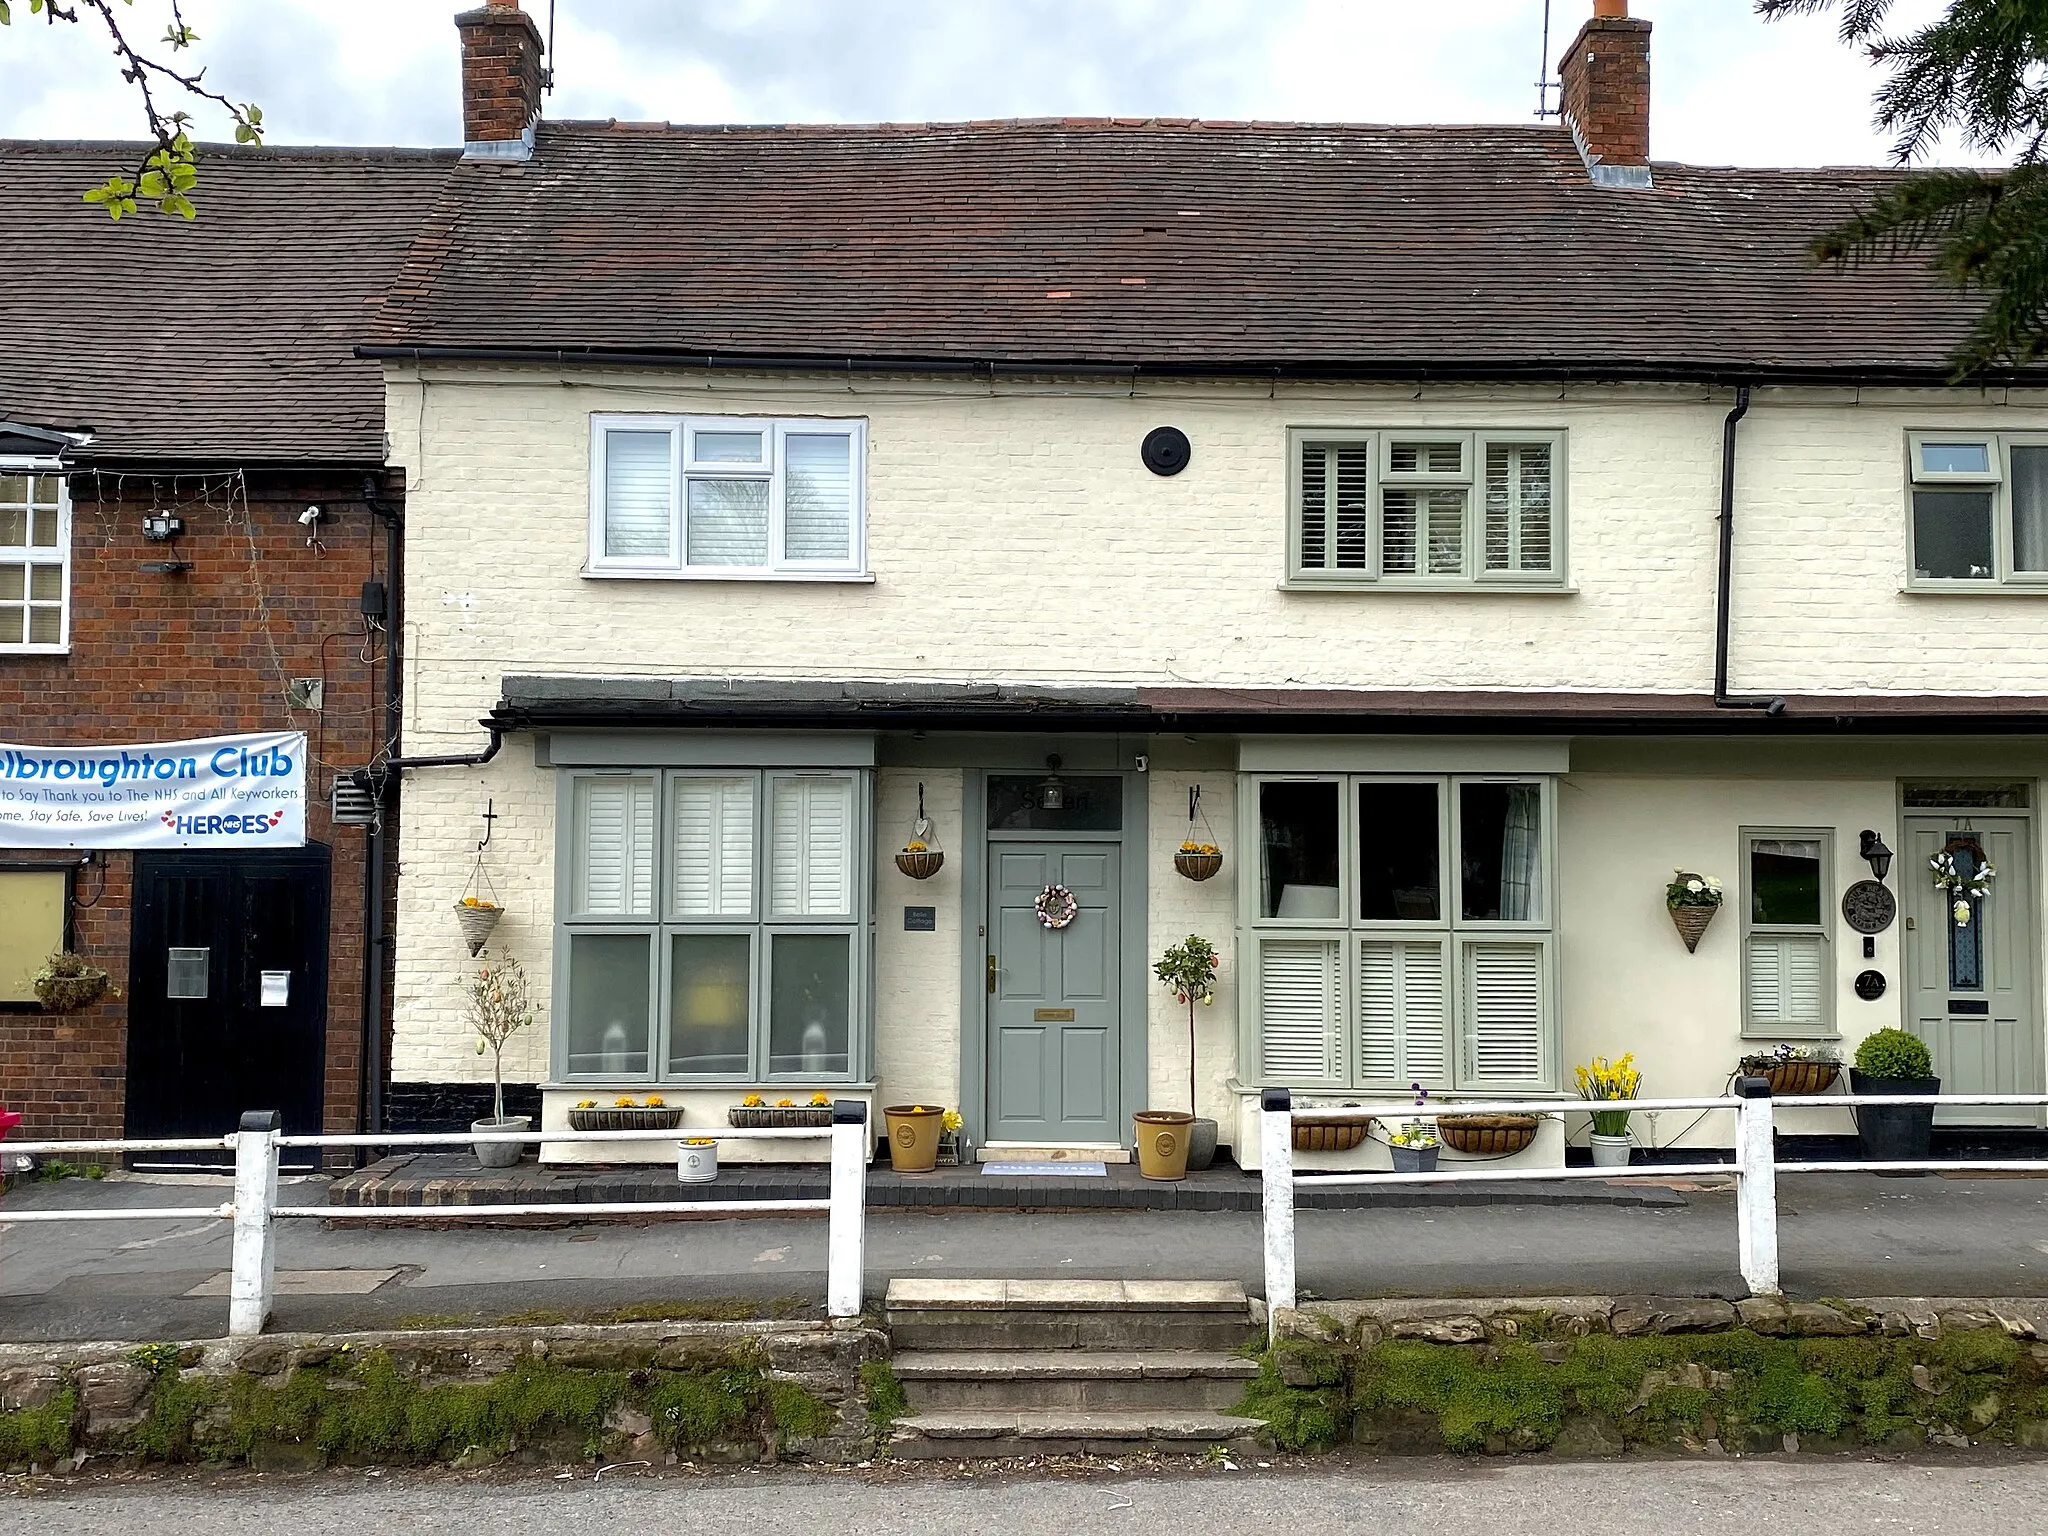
[1133,1110,1195,1181]
[1669,903,1718,953]
[884,1105,945,1172]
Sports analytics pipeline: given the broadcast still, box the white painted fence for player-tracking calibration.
[1,1102,870,1337]
[1258,1081,2048,1340]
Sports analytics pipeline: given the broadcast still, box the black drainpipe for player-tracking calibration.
[1714,385,1786,715]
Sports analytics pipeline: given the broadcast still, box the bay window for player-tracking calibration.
[556,767,869,1082]
[1245,774,1558,1093]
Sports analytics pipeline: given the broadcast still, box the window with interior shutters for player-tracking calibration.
[1462,942,1546,1086]
[670,776,754,918]
[1287,430,1564,588]
[1746,935,1825,1028]
[590,415,864,576]
[572,776,654,917]
[1259,939,1340,1081]
[1742,829,1831,1035]
[1357,938,1449,1086]
[770,776,855,917]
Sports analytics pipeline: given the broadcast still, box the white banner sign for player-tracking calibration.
[0,732,307,849]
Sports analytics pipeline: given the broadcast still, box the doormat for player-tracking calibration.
[981,1161,1107,1177]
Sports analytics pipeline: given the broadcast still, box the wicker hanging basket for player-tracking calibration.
[567,1105,684,1132]
[1293,1115,1372,1153]
[34,963,111,1015]
[1174,785,1224,882]
[1174,850,1224,882]
[1669,903,1718,953]
[895,849,945,880]
[1438,1113,1541,1157]
[455,900,504,957]
[1757,1060,1841,1096]
[729,1105,834,1129]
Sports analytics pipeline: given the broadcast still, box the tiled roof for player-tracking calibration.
[0,141,455,466]
[371,118,2007,381]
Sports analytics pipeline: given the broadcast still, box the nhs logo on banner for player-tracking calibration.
[0,732,308,850]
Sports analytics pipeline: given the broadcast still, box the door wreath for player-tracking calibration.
[1931,838,1995,928]
[1034,884,1078,930]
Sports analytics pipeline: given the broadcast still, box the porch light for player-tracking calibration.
[1039,754,1066,811]
[1859,830,1894,882]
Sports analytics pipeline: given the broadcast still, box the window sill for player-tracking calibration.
[581,568,875,585]
[541,1080,878,1092]
[0,645,70,657]
[1738,1033,1842,1044]
[1279,579,1576,596]
[1901,583,2048,596]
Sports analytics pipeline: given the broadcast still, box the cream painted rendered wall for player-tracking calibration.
[1145,770,1239,1128]
[873,766,964,1111]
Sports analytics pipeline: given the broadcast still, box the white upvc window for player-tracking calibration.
[1906,432,2048,587]
[1242,773,1559,1094]
[588,414,867,579]
[556,766,870,1083]
[0,466,69,652]
[1288,429,1566,589]
[1741,827,1833,1038]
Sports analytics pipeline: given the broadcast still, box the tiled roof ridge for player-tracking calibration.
[0,138,460,163]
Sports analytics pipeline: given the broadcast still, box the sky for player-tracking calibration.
[0,0,2000,170]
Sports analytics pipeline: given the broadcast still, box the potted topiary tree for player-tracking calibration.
[1849,1028,1939,1166]
[1152,934,1220,1172]
[468,950,537,1170]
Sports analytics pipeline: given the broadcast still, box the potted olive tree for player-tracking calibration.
[468,950,537,1170]
[1849,1028,1939,1166]
[1151,934,1220,1174]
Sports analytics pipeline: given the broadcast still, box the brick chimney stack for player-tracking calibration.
[1557,0,1651,188]
[455,0,546,161]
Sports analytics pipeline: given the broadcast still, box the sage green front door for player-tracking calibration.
[987,843,1122,1145]
[1904,814,2039,1125]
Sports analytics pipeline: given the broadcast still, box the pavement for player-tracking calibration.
[5,1457,2048,1534]
[2,1169,2047,1341]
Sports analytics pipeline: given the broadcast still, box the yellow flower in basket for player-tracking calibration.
[644,1096,665,1109]
[574,1100,596,1109]
[810,1092,831,1107]
[1180,840,1201,853]
[741,1093,765,1108]
[614,1096,637,1109]
[776,1098,795,1108]
[1199,843,1219,856]
[905,840,928,853]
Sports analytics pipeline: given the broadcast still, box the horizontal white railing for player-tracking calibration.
[1,1105,870,1337]
[1259,1080,2048,1340]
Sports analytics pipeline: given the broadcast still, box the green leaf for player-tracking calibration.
[0,3,12,27]
[161,192,197,220]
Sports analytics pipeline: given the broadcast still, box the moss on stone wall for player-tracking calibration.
[0,1389,74,1466]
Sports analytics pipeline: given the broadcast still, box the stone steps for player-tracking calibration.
[884,1278,1259,1354]
[894,1348,1260,1411]
[888,1409,1266,1460]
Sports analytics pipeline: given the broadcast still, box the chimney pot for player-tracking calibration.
[1558,2,1650,187]
[455,0,545,160]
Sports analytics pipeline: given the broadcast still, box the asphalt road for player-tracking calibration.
[4,1457,2048,1535]
[2,1170,2046,1340]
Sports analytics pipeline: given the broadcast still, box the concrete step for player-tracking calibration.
[889,1409,1266,1460]
[884,1279,1257,1353]
[894,1349,1260,1411]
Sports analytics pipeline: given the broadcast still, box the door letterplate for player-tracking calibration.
[1033,1007,1076,1022]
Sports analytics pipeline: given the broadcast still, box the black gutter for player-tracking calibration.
[353,342,2046,391]
[380,725,507,774]
[1713,386,1784,715]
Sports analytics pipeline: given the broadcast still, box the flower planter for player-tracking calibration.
[895,850,945,881]
[1294,1116,1372,1153]
[454,900,503,957]
[1437,1113,1540,1157]
[34,969,110,1014]
[1390,1143,1440,1174]
[885,1105,945,1172]
[1669,904,1717,953]
[568,1106,683,1133]
[1850,1069,1940,1168]
[1186,1116,1219,1172]
[1133,1110,1195,1181]
[471,1115,529,1169]
[1589,1132,1632,1168]
[1757,1061,1841,1096]
[677,1140,718,1183]
[728,1105,834,1129]
[1173,851,1223,882]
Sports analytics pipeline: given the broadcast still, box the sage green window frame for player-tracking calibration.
[1239,772,1561,1095]
[1740,825,1835,1040]
[1284,428,1569,592]
[553,765,872,1084]
[1905,431,2048,590]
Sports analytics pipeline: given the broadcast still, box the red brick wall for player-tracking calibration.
[0,468,393,1143]
[1559,15,1651,170]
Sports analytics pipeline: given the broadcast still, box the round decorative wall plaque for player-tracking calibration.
[1854,969,1888,1002]
[1841,879,1897,935]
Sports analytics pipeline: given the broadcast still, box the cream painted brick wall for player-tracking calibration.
[1145,771,1239,1124]
[873,767,963,1110]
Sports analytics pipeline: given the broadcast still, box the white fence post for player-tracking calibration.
[1734,1075,1781,1297]
[826,1100,867,1320]
[1260,1088,1296,1341]
[228,1110,281,1337]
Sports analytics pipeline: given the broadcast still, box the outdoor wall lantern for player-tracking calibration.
[1039,754,1066,811]
[1859,830,1895,883]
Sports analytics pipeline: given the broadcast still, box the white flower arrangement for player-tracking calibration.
[1930,849,1995,928]
[1666,870,1725,910]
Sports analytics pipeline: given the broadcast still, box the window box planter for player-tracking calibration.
[1756,1060,1841,1096]
[1293,1115,1372,1153]
[568,1105,684,1133]
[1437,1112,1540,1157]
[729,1105,833,1129]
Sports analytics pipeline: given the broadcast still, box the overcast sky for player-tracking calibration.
[0,0,1996,169]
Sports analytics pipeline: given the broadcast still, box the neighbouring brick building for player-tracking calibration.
[0,140,453,1157]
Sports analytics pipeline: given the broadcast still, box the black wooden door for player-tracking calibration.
[125,846,331,1166]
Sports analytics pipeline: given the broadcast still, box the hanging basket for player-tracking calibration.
[895,849,945,880]
[1293,1115,1372,1153]
[1174,850,1224,882]
[1438,1113,1540,1157]
[1669,904,1718,953]
[34,966,110,1015]
[1757,1060,1841,1096]
[455,900,504,957]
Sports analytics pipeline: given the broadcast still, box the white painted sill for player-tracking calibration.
[0,644,71,657]
[540,1080,879,1093]
[1279,579,1577,596]
[1901,583,2048,596]
[581,568,875,584]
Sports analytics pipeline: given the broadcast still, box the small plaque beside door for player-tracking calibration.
[903,906,936,932]
[1033,1007,1076,1022]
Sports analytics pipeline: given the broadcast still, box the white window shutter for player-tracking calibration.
[575,776,655,916]
[782,433,853,562]
[771,777,855,916]
[1358,939,1449,1087]
[1747,934,1825,1028]
[1299,443,1371,572]
[1462,941,1546,1087]
[1484,443,1554,574]
[1259,939,1340,1081]
[671,776,755,917]
[603,430,673,558]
